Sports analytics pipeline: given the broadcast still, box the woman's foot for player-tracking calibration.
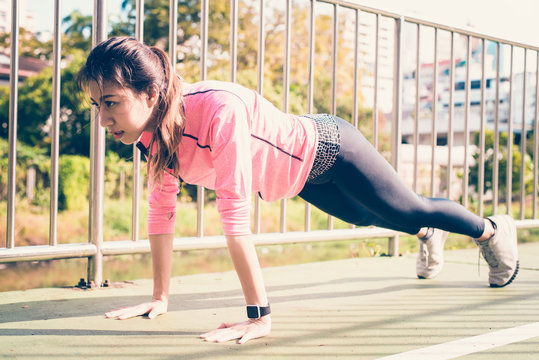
[476,215,519,287]
[416,228,449,279]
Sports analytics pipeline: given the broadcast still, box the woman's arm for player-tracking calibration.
[226,235,268,305]
[105,233,173,320]
[200,235,271,344]
[149,233,174,303]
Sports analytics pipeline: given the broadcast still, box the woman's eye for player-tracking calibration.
[105,101,116,108]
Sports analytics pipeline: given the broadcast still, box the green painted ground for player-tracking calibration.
[1,243,539,359]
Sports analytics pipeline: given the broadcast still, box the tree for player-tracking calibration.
[0,28,53,60]
[469,129,534,203]
[0,49,91,155]
[63,10,93,52]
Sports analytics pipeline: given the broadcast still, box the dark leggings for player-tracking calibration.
[298,117,485,238]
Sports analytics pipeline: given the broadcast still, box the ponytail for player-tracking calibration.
[147,47,185,187]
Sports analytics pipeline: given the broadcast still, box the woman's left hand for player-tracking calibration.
[200,315,271,344]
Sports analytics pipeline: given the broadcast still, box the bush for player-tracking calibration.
[58,155,89,211]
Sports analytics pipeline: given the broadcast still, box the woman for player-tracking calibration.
[77,37,518,344]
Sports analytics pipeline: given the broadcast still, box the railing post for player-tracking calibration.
[388,16,404,256]
[88,0,107,287]
[131,0,144,244]
[197,0,209,237]
[280,0,291,233]
[254,0,264,234]
[50,0,61,247]
[6,0,20,250]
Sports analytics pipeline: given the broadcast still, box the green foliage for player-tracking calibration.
[62,10,93,51]
[0,137,49,202]
[104,151,133,199]
[469,129,534,201]
[58,155,90,211]
[0,28,53,59]
[0,50,91,155]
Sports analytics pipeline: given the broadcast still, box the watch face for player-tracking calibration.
[247,306,260,319]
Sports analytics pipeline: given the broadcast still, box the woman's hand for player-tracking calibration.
[105,299,168,320]
[200,315,271,344]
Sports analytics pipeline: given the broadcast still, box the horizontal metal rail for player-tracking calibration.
[2,219,539,263]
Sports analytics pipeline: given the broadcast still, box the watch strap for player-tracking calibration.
[246,304,271,319]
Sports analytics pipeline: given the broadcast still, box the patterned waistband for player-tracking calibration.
[302,114,341,183]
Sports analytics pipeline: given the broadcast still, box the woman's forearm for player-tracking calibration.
[149,233,174,303]
[226,235,268,306]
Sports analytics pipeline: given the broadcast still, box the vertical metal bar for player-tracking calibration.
[201,0,208,80]
[534,52,539,219]
[389,16,404,257]
[493,42,500,214]
[447,32,455,200]
[392,17,403,173]
[88,0,107,286]
[49,0,61,247]
[197,0,209,238]
[478,39,486,216]
[6,0,19,249]
[348,7,359,230]
[169,0,178,65]
[327,3,338,231]
[520,50,527,220]
[196,189,205,238]
[463,35,471,209]
[413,24,420,192]
[280,0,291,233]
[331,4,338,117]
[230,0,238,83]
[430,28,438,197]
[373,13,380,150]
[135,0,144,41]
[533,51,539,218]
[254,0,263,234]
[308,1,315,115]
[507,45,514,215]
[305,0,315,232]
[352,9,359,129]
[132,0,144,243]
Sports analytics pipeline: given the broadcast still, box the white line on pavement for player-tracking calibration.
[377,322,539,360]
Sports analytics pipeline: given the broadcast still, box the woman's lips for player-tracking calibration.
[113,131,124,140]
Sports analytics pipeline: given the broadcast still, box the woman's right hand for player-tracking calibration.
[105,299,168,320]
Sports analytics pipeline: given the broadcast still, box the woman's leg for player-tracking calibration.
[322,118,486,238]
[299,182,421,234]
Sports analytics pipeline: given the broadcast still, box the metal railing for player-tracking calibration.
[2,0,539,287]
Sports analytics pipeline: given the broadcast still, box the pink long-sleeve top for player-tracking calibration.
[139,80,318,236]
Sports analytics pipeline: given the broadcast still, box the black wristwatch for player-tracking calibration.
[246,304,271,319]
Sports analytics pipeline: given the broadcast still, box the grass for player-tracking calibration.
[1,197,539,292]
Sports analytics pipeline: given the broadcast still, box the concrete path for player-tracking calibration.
[1,242,539,359]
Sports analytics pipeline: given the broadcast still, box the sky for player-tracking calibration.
[25,0,539,48]
[359,0,539,48]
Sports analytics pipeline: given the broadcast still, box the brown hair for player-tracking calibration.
[77,36,184,186]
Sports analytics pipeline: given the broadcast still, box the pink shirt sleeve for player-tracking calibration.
[210,103,253,236]
[147,167,180,235]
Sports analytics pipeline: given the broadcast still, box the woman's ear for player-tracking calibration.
[146,84,160,107]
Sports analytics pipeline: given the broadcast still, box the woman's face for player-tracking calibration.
[89,80,158,144]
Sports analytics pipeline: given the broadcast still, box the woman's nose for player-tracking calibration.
[99,112,114,128]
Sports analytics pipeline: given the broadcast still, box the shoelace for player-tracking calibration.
[476,238,499,276]
[477,248,481,277]
[419,228,434,268]
[420,239,429,267]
